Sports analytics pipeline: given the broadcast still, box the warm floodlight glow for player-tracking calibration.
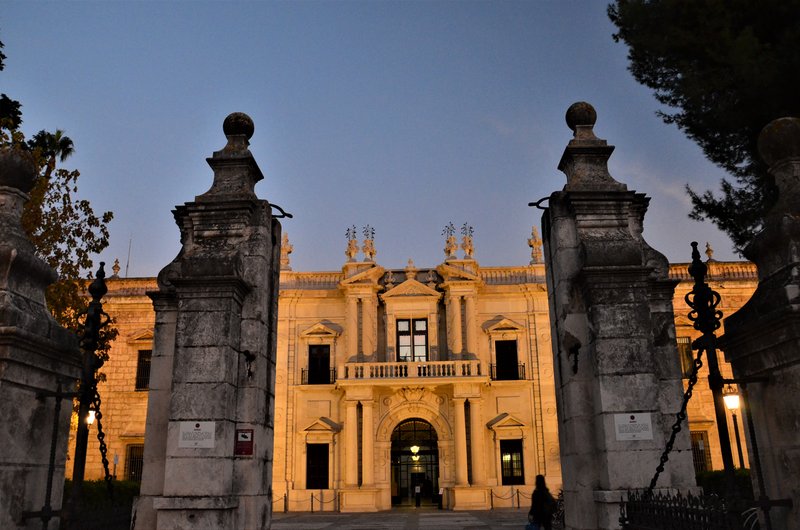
[410,445,420,454]
[87,410,96,425]
[411,455,420,462]
[723,385,740,411]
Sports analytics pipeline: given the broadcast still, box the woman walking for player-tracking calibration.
[527,475,557,530]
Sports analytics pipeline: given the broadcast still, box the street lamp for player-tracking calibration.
[723,385,745,469]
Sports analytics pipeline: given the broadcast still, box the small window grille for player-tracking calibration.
[125,444,145,482]
[135,350,152,390]
[690,431,712,473]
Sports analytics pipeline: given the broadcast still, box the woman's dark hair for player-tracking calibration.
[535,474,547,490]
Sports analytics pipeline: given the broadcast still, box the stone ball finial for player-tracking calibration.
[758,116,800,167]
[223,112,255,140]
[566,101,597,132]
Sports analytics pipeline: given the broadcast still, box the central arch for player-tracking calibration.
[390,419,439,506]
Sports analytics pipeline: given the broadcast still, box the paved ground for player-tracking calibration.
[271,506,531,529]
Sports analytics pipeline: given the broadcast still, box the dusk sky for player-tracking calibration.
[3,1,740,277]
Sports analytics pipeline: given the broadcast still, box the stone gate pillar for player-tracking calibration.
[541,103,696,530]
[0,148,80,529]
[719,117,800,530]
[134,113,282,530]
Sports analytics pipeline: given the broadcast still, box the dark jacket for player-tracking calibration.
[529,489,556,529]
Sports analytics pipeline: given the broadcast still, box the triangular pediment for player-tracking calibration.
[486,412,527,430]
[127,328,154,342]
[381,278,441,299]
[483,317,525,334]
[436,263,481,282]
[303,417,342,433]
[339,265,385,286]
[300,322,342,338]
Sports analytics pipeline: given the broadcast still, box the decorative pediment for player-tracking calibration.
[300,322,342,338]
[127,328,154,342]
[339,265,385,286]
[483,317,525,334]
[436,262,481,282]
[303,417,342,433]
[486,412,527,431]
[381,279,441,300]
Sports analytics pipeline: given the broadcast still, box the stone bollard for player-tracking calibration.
[0,147,81,528]
[134,113,283,530]
[541,102,697,530]
[720,117,800,530]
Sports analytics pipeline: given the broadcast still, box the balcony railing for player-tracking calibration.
[340,360,482,381]
[301,368,336,385]
[489,363,527,381]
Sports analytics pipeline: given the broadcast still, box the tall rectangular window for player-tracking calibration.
[677,337,693,378]
[306,443,329,489]
[397,319,428,362]
[306,345,331,384]
[494,340,521,380]
[500,439,525,485]
[690,431,712,473]
[125,444,144,482]
[135,350,152,391]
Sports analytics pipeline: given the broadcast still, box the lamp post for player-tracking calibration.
[723,385,745,469]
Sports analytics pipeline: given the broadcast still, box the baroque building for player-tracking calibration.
[71,236,756,511]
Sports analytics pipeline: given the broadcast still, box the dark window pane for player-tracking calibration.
[691,431,712,473]
[306,443,329,489]
[135,350,152,391]
[500,439,524,485]
[125,444,145,482]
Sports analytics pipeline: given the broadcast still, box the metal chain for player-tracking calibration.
[90,385,114,502]
[648,345,705,492]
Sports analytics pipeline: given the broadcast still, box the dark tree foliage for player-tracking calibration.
[608,0,800,251]
[1,37,116,359]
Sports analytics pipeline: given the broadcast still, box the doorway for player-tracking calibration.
[390,419,439,506]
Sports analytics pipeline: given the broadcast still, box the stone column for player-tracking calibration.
[361,294,377,360]
[135,113,282,530]
[541,103,695,530]
[469,399,487,485]
[345,400,359,487]
[464,294,478,355]
[453,398,469,486]
[0,147,81,529]
[447,294,463,355]
[361,399,374,486]
[345,295,359,359]
[719,117,800,530]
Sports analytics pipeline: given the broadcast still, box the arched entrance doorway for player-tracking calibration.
[390,418,439,506]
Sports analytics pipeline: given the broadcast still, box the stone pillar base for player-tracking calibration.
[450,486,491,511]
[151,495,238,530]
[339,488,379,512]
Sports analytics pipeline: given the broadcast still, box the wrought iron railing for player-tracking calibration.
[489,363,527,381]
[301,368,336,385]
[620,490,744,530]
[340,360,482,380]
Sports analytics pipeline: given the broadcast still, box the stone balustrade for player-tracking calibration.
[339,360,482,380]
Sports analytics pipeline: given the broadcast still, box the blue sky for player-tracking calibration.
[2,1,738,276]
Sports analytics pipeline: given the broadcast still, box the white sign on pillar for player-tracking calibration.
[613,413,653,441]
[178,421,216,448]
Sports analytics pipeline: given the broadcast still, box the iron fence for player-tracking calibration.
[489,363,527,381]
[620,490,748,530]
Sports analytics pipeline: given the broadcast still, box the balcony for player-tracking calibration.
[489,363,527,381]
[339,360,483,381]
[301,368,337,385]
